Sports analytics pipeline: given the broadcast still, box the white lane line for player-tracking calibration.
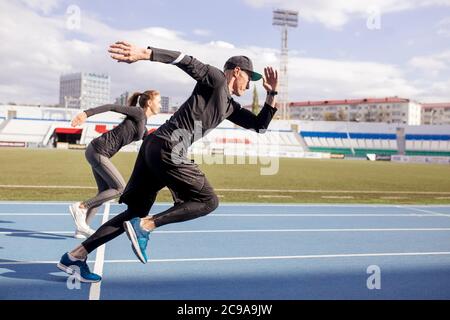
[150,228,450,233]
[321,196,354,199]
[0,185,97,189]
[258,195,293,199]
[0,231,75,234]
[380,197,409,200]
[1,185,450,195]
[0,202,76,205]
[3,251,450,266]
[0,213,433,217]
[0,213,71,216]
[88,202,110,301]
[104,251,450,263]
[2,227,450,235]
[212,213,426,217]
[215,189,450,195]
[1,202,449,207]
[398,206,450,218]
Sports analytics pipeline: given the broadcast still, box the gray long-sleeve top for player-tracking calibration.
[84,104,147,157]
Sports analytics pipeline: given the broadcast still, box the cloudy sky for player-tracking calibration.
[1,0,450,106]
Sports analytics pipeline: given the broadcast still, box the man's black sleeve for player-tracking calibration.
[148,46,225,88]
[84,104,144,121]
[226,101,278,133]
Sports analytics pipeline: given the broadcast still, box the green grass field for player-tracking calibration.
[1,148,450,204]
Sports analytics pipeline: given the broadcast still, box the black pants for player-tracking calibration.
[82,134,219,253]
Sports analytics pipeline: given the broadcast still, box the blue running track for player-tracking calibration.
[1,202,450,300]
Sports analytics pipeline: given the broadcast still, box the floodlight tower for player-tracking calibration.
[272,9,298,119]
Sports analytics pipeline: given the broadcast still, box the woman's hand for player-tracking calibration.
[108,41,152,64]
[71,112,87,127]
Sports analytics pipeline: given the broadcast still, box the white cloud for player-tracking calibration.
[410,79,450,102]
[208,41,236,49]
[141,27,183,41]
[1,0,449,106]
[0,1,194,104]
[287,56,421,100]
[244,0,450,29]
[193,29,212,37]
[408,51,450,76]
[20,0,60,14]
[437,17,450,37]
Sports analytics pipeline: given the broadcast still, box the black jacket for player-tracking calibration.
[149,47,277,146]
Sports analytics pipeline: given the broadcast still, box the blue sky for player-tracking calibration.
[1,0,450,105]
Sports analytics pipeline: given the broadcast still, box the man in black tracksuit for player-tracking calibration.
[63,41,279,272]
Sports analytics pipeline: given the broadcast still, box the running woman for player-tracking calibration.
[57,41,278,282]
[68,90,162,239]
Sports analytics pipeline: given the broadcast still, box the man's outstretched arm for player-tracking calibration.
[108,41,224,87]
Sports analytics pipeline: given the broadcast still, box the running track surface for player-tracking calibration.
[1,202,450,300]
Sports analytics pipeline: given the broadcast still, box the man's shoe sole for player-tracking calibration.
[123,221,147,264]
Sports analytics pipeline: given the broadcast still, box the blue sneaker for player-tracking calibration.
[123,218,150,264]
[56,252,102,283]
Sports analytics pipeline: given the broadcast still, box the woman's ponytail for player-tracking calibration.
[128,90,160,108]
[128,92,141,107]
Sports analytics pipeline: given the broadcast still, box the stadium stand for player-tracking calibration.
[190,127,306,158]
[1,105,450,158]
[297,121,450,157]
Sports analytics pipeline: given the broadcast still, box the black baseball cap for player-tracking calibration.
[224,56,262,81]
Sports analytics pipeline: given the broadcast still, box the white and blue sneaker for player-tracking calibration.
[123,218,150,264]
[57,252,102,283]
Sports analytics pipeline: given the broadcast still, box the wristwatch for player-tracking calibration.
[267,90,278,96]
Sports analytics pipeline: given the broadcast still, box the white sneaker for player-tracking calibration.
[74,227,96,239]
[69,202,90,232]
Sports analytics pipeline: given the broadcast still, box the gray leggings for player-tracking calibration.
[83,144,126,209]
